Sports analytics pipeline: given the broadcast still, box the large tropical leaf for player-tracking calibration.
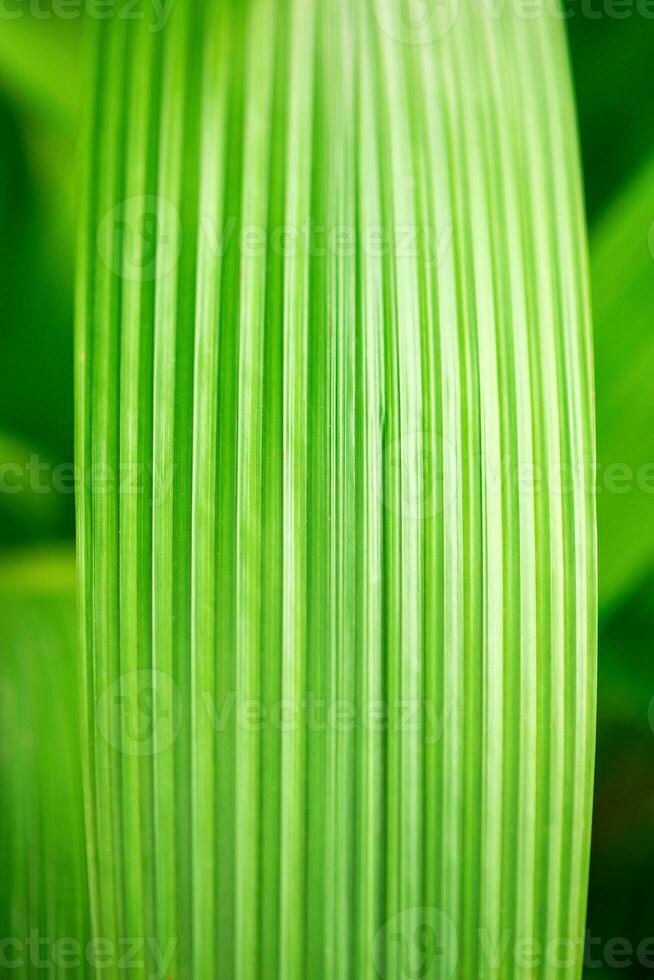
[77,2,597,978]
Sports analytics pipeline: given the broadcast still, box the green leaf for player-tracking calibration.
[0,431,68,545]
[78,4,597,979]
[0,95,76,480]
[567,9,654,220]
[592,155,654,612]
[0,15,81,127]
[0,549,89,975]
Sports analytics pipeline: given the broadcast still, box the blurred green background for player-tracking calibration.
[0,7,652,977]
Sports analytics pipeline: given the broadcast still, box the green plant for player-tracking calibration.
[0,549,89,976]
[77,2,597,978]
[592,155,654,612]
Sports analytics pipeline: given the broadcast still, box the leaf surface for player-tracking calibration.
[77,4,597,978]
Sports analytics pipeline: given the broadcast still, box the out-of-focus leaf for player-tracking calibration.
[0,431,68,545]
[0,12,81,127]
[0,549,89,976]
[0,95,74,494]
[593,155,654,611]
[585,577,654,980]
[567,9,654,221]
[0,15,83,505]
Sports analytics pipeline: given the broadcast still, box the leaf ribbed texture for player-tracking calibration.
[77,3,597,978]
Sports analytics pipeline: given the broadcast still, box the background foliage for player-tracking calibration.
[0,5,652,977]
